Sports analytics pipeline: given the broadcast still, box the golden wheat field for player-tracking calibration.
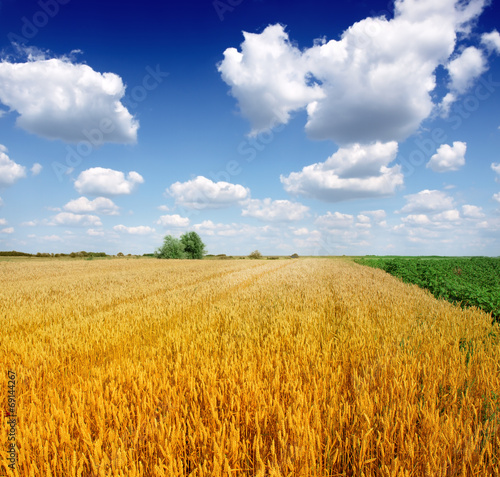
[1,257,499,476]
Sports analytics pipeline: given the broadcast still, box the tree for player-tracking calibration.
[249,250,262,259]
[180,231,206,259]
[155,235,186,259]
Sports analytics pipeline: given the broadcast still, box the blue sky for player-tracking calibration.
[0,0,499,256]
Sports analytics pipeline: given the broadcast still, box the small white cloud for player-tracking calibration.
[0,145,27,186]
[50,212,102,227]
[156,214,190,227]
[356,214,371,224]
[0,227,14,234]
[492,163,500,182]
[315,211,354,229]
[168,176,249,210]
[426,141,466,172]
[433,209,461,222]
[402,214,432,226]
[281,142,403,202]
[241,198,309,222]
[293,227,309,236]
[21,220,37,226]
[40,235,63,242]
[400,190,455,214]
[446,47,486,95]
[0,197,3,207]
[87,228,105,236]
[31,163,43,176]
[113,225,155,235]
[481,30,500,54]
[157,205,170,212]
[0,57,138,143]
[0,218,6,225]
[361,209,386,223]
[493,192,500,203]
[462,204,485,218]
[63,196,119,215]
[75,168,144,196]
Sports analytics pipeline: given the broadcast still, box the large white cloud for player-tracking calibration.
[0,57,138,143]
[241,198,309,222]
[74,168,144,196]
[218,0,488,144]
[0,144,26,186]
[426,141,466,172]
[218,24,324,136]
[156,214,190,227]
[168,176,249,210]
[399,189,455,214]
[50,212,102,227]
[63,196,119,215]
[113,225,155,235]
[281,142,403,202]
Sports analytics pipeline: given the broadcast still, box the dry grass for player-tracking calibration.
[0,258,499,476]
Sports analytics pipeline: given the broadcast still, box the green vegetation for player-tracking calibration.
[248,250,262,259]
[355,256,500,321]
[155,232,206,259]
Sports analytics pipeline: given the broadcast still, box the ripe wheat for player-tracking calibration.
[0,258,499,476]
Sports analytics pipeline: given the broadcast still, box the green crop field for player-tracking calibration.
[355,257,500,322]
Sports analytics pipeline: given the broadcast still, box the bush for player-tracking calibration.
[291,253,299,259]
[249,250,262,259]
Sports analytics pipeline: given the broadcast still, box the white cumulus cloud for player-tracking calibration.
[1,227,14,234]
[315,211,354,229]
[493,192,500,203]
[462,204,485,218]
[218,1,488,144]
[446,46,486,94]
[281,142,403,202]
[481,30,500,54]
[50,212,102,227]
[0,144,26,186]
[74,168,144,196]
[168,176,249,210]
[241,198,309,222]
[426,141,466,172]
[31,163,43,176]
[63,196,119,215]
[156,214,190,227]
[400,190,455,214]
[0,218,6,225]
[492,162,500,182]
[113,225,155,235]
[0,57,138,143]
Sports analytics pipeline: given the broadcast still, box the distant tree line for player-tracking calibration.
[0,250,108,257]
